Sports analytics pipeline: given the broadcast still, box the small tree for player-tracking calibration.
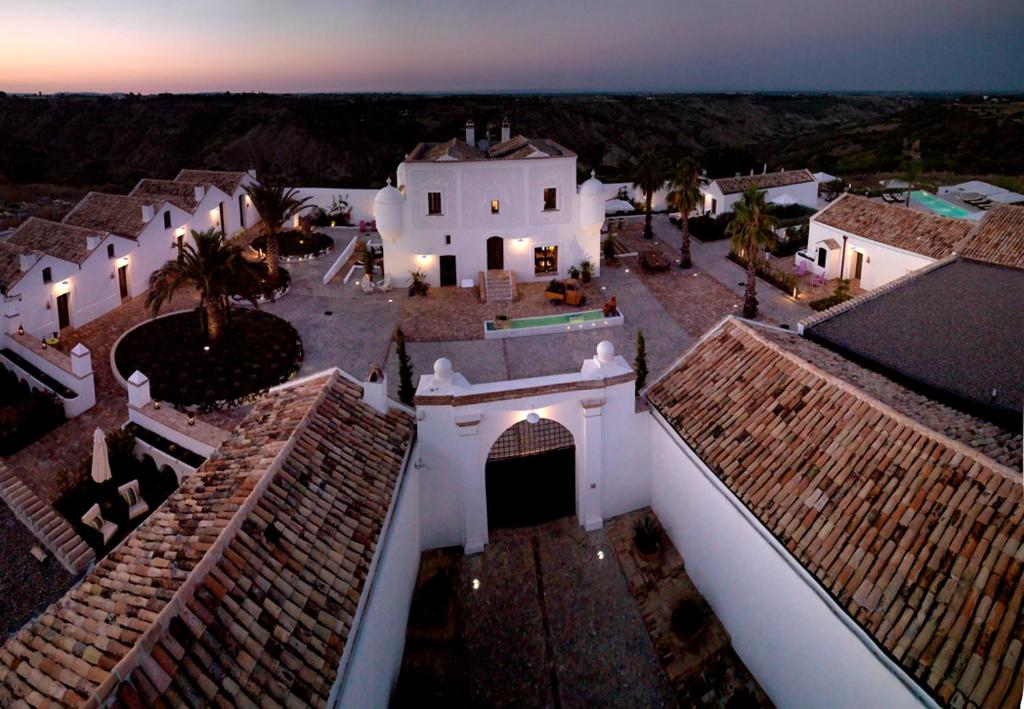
[396,327,415,406]
[726,187,778,319]
[634,329,648,395]
[631,150,667,240]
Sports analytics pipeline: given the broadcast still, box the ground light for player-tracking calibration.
[597,550,605,560]
[472,578,480,590]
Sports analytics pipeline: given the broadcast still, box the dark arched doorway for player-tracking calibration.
[486,236,504,270]
[485,418,575,529]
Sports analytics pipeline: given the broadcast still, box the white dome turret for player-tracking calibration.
[374,177,405,240]
[579,170,605,232]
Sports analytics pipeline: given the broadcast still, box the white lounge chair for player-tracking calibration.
[81,504,117,544]
[118,480,149,520]
[377,275,393,293]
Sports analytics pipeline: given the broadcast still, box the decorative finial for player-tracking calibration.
[386,177,392,186]
[590,170,596,179]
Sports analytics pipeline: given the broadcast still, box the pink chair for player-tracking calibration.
[795,261,808,277]
[359,219,367,233]
[811,274,825,288]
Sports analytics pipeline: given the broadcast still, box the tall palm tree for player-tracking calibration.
[669,157,702,269]
[244,180,310,283]
[726,187,778,319]
[146,229,265,344]
[631,150,666,240]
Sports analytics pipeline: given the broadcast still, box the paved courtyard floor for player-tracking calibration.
[395,517,677,707]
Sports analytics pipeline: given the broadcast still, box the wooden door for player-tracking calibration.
[854,251,864,280]
[439,255,457,287]
[118,265,129,300]
[56,293,70,330]
[486,236,503,270]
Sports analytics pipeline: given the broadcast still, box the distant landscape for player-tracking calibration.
[1,92,1022,204]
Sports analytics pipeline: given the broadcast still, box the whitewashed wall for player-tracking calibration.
[647,413,931,709]
[335,446,421,709]
[701,179,817,215]
[808,220,934,290]
[603,182,670,211]
[293,187,379,226]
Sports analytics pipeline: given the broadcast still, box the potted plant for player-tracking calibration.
[408,269,430,297]
[579,258,593,284]
[544,278,566,304]
[633,513,661,556]
[568,265,581,280]
[493,314,509,330]
[602,235,617,266]
[670,598,708,640]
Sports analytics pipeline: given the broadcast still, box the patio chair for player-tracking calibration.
[81,504,117,545]
[376,275,393,293]
[361,274,376,294]
[118,480,149,521]
[810,274,826,288]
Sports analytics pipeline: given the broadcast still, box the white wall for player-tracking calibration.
[603,182,670,211]
[701,179,818,215]
[336,447,421,709]
[808,220,934,290]
[292,187,379,226]
[379,157,601,287]
[647,413,931,709]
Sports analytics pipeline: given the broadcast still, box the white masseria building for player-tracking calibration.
[699,168,818,216]
[373,120,605,291]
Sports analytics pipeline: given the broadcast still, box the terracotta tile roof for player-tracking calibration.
[814,194,974,259]
[960,204,1024,270]
[712,169,816,195]
[0,370,413,707]
[0,241,32,293]
[174,169,249,195]
[6,217,105,265]
[129,179,203,213]
[62,192,158,239]
[647,318,1024,709]
[758,325,1021,469]
[405,135,575,162]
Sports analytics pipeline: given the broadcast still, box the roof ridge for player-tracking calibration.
[88,371,339,705]
[797,254,959,331]
[731,319,1018,481]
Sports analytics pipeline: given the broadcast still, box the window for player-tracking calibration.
[42,267,52,284]
[163,211,171,229]
[427,192,442,215]
[817,247,827,268]
[534,246,558,275]
[543,187,558,211]
[491,199,500,214]
[445,234,451,245]
[107,244,115,258]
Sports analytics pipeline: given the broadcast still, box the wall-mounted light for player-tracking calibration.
[117,256,129,267]
[54,280,70,296]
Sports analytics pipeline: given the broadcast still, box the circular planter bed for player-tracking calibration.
[228,266,291,304]
[113,309,303,410]
[251,230,334,262]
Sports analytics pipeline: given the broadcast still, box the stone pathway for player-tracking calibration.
[395,517,676,707]
[608,509,772,708]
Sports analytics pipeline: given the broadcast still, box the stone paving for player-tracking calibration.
[394,517,677,708]
[608,509,772,708]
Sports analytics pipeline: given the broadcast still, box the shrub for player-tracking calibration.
[728,250,799,296]
[633,513,661,555]
[670,598,708,639]
[545,279,566,295]
[771,223,809,257]
[689,212,735,242]
[579,258,593,283]
[408,269,429,297]
[809,278,854,311]
[106,428,138,477]
[634,329,648,395]
[395,328,415,407]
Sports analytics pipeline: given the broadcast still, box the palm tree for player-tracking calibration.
[631,150,666,240]
[726,187,778,319]
[146,229,265,344]
[244,180,310,283]
[669,157,702,269]
[901,159,921,206]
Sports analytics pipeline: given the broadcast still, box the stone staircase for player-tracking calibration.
[482,269,516,303]
[0,462,95,575]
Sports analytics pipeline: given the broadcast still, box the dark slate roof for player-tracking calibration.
[0,371,413,707]
[647,318,1024,709]
[804,259,1024,426]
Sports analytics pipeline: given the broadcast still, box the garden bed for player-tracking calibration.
[0,367,66,456]
[728,251,798,296]
[251,230,334,261]
[113,308,302,410]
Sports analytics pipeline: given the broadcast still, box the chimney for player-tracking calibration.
[86,234,102,251]
[141,204,155,222]
[750,168,754,176]
[763,163,767,174]
[501,116,511,143]
[18,253,35,272]
[194,185,206,202]
[362,365,389,414]
[465,119,475,145]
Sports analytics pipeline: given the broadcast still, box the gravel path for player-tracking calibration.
[0,500,74,641]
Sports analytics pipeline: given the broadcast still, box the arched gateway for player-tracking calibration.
[485,418,576,528]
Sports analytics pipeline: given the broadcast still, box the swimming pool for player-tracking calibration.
[910,190,970,219]
[484,308,624,339]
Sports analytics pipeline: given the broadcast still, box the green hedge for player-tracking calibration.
[728,250,799,296]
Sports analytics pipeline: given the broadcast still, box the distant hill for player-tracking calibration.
[0,93,1020,191]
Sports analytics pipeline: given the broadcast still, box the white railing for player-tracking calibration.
[323,235,359,285]
[1,332,96,416]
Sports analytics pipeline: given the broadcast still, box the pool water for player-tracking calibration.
[487,309,606,330]
[910,190,970,219]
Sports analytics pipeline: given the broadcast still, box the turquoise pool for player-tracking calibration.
[487,310,605,331]
[910,190,970,219]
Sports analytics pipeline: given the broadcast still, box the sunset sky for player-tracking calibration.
[2,0,1023,94]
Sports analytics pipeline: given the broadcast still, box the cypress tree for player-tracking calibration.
[635,329,648,395]
[396,327,415,406]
